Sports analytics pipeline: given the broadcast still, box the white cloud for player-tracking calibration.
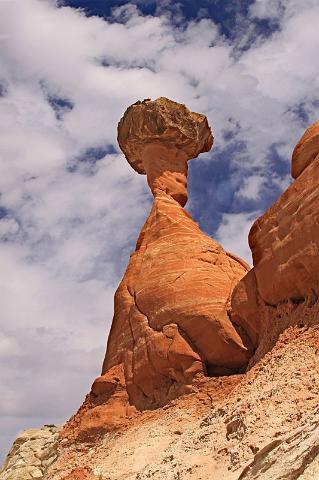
[0,217,19,237]
[244,5,319,104]
[250,0,319,20]
[235,175,266,201]
[0,332,19,357]
[0,0,319,462]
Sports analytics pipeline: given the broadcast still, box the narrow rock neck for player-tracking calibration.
[142,144,189,207]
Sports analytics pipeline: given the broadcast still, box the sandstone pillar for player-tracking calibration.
[100,98,252,410]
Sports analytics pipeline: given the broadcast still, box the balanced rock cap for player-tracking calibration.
[291,121,319,179]
[117,97,213,174]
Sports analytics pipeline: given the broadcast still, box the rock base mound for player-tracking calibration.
[16,323,318,480]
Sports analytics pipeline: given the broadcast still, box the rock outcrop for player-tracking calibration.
[0,426,60,480]
[62,97,252,441]
[231,121,319,364]
[30,326,319,480]
[291,121,319,178]
[238,412,319,480]
[108,98,252,391]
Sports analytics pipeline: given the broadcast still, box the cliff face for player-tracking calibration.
[291,121,319,179]
[2,99,319,480]
[231,120,319,365]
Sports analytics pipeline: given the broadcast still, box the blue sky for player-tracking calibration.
[1,0,319,463]
[64,0,254,32]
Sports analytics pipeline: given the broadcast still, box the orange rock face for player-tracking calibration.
[231,121,319,361]
[62,468,98,480]
[103,191,251,409]
[251,156,319,306]
[102,97,252,410]
[291,121,319,178]
[63,98,253,441]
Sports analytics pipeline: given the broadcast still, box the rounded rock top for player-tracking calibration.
[117,97,213,174]
[291,121,319,179]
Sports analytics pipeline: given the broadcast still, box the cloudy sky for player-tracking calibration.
[1,0,319,462]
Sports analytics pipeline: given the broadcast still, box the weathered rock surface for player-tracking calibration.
[3,327,319,479]
[239,412,319,479]
[118,97,212,179]
[291,121,319,178]
[61,468,99,480]
[102,192,251,403]
[250,154,319,306]
[0,425,60,480]
[37,326,319,479]
[231,122,319,363]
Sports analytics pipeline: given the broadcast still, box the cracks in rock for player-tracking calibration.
[288,441,319,480]
[238,416,319,480]
[227,309,255,358]
[226,250,250,271]
[172,271,186,284]
[202,247,221,255]
[125,286,151,404]
[126,286,178,405]
[126,286,136,345]
[206,391,214,406]
[262,288,318,311]
[290,295,305,305]
[307,289,318,307]
[133,292,158,332]
[1,427,60,480]
[176,324,205,365]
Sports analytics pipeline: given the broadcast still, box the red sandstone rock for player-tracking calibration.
[250,153,319,306]
[231,120,319,362]
[230,269,260,350]
[118,97,212,173]
[62,468,98,480]
[62,98,252,441]
[291,121,319,178]
[52,325,319,480]
[118,99,212,207]
[63,365,132,442]
[103,97,252,411]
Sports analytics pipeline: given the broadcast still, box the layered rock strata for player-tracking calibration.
[291,121,319,178]
[63,98,253,441]
[101,98,253,405]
